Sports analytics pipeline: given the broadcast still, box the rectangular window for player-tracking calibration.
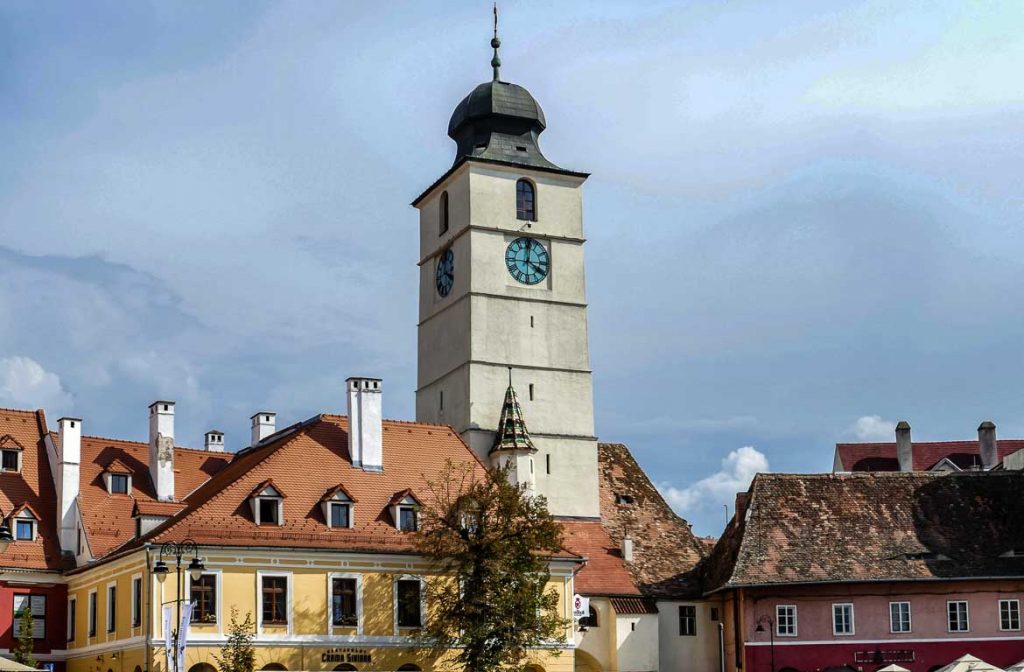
[948,601,969,632]
[889,601,911,633]
[88,592,97,636]
[678,605,696,636]
[68,598,77,642]
[261,576,287,625]
[546,453,551,474]
[132,577,142,627]
[396,579,422,628]
[832,603,854,635]
[1000,599,1021,631]
[191,574,217,624]
[15,520,34,541]
[107,585,116,632]
[776,605,797,637]
[110,474,129,494]
[258,498,280,525]
[1,450,19,471]
[13,595,46,639]
[399,507,418,532]
[332,578,358,627]
[330,503,350,528]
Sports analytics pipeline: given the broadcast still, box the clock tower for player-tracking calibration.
[412,25,599,518]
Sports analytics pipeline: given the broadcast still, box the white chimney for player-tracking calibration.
[347,377,383,471]
[148,401,176,502]
[896,421,913,472]
[622,535,634,563]
[55,417,82,552]
[251,412,276,446]
[204,430,225,452]
[978,421,998,470]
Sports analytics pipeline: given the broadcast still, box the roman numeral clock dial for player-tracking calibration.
[435,248,454,297]
[505,237,549,285]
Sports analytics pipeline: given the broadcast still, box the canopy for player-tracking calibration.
[877,666,911,672]
[1004,660,1024,672]
[0,658,43,672]
[934,654,1006,672]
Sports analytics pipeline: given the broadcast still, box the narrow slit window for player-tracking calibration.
[439,191,449,235]
[546,454,551,474]
[528,384,534,401]
[516,179,536,221]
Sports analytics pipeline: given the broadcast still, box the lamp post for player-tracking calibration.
[755,615,775,672]
[153,540,204,672]
[0,522,13,554]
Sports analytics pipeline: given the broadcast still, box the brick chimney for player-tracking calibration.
[896,421,913,472]
[978,421,998,470]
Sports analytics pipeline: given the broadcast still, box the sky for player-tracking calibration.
[1,1,1023,536]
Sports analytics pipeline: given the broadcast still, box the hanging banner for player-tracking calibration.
[162,606,173,672]
[176,602,193,672]
[572,594,590,620]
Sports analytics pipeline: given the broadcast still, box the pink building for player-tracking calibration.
[705,471,1024,671]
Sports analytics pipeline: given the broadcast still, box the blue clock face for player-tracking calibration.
[435,248,454,297]
[505,237,549,285]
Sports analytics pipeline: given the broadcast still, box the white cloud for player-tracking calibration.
[849,415,896,441]
[659,446,769,517]
[0,356,73,412]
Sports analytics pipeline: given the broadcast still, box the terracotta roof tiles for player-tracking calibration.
[836,439,1024,472]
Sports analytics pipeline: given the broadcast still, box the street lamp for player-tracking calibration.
[0,522,14,554]
[156,540,204,672]
[755,615,775,672]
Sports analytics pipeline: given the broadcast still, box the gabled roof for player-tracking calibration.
[593,443,706,599]
[132,500,186,517]
[0,408,62,571]
[835,439,1024,472]
[387,488,420,506]
[130,415,488,555]
[250,479,285,499]
[705,471,1024,592]
[78,436,232,558]
[322,484,357,502]
[102,458,132,474]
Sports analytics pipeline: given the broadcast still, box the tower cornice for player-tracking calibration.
[411,156,589,208]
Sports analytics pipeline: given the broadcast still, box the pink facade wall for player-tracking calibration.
[741,581,1024,671]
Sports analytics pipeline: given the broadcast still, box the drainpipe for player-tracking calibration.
[144,544,152,672]
[718,622,725,672]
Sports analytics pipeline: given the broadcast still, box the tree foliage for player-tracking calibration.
[416,460,567,672]
[214,608,255,672]
[13,603,38,668]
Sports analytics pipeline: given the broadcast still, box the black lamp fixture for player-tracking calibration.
[0,522,14,554]
[756,615,776,672]
[156,540,204,672]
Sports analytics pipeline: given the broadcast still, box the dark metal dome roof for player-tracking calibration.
[448,80,546,137]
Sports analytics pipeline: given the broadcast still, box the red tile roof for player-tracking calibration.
[561,519,640,596]
[0,408,63,571]
[609,596,658,615]
[78,436,232,558]
[835,440,1024,472]
[705,471,1024,592]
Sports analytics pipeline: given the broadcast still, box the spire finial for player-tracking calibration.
[491,3,502,81]
[507,365,512,386]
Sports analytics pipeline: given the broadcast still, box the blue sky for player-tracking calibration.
[1,1,1023,536]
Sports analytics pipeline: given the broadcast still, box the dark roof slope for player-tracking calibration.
[706,471,1024,592]
[596,443,706,599]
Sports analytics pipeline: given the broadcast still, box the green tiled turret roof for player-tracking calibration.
[491,384,536,454]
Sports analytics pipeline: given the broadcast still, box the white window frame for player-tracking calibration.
[105,471,132,495]
[255,570,292,636]
[67,596,77,643]
[13,594,46,640]
[87,589,97,638]
[889,601,912,633]
[0,447,22,473]
[775,604,797,637]
[999,598,1021,632]
[327,572,363,635]
[832,602,855,636]
[13,509,37,542]
[130,574,142,630]
[253,493,284,526]
[324,497,353,529]
[106,581,117,635]
[185,569,222,630]
[393,575,426,634]
[947,600,970,633]
[395,497,419,532]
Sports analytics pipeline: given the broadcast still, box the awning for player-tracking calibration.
[934,654,1006,672]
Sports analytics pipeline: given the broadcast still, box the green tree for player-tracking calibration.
[214,608,255,672]
[13,602,38,668]
[416,460,567,672]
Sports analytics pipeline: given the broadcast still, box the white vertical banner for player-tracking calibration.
[162,606,173,672]
[572,594,590,620]
[176,602,193,672]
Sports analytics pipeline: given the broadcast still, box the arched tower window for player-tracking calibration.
[516,179,536,221]
[439,191,449,235]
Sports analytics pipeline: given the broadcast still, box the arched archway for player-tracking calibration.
[188,664,217,672]
[333,666,357,672]
[261,665,287,671]
[574,648,603,672]
[397,666,421,672]
[525,666,545,672]
[779,668,800,672]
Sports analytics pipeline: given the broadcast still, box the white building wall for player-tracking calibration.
[658,600,724,672]
[615,614,660,672]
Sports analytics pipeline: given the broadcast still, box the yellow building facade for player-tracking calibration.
[65,546,577,672]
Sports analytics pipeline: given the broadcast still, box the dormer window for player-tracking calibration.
[321,485,356,529]
[103,461,132,495]
[390,491,421,532]
[250,481,284,526]
[12,507,38,541]
[0,436,24,473]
